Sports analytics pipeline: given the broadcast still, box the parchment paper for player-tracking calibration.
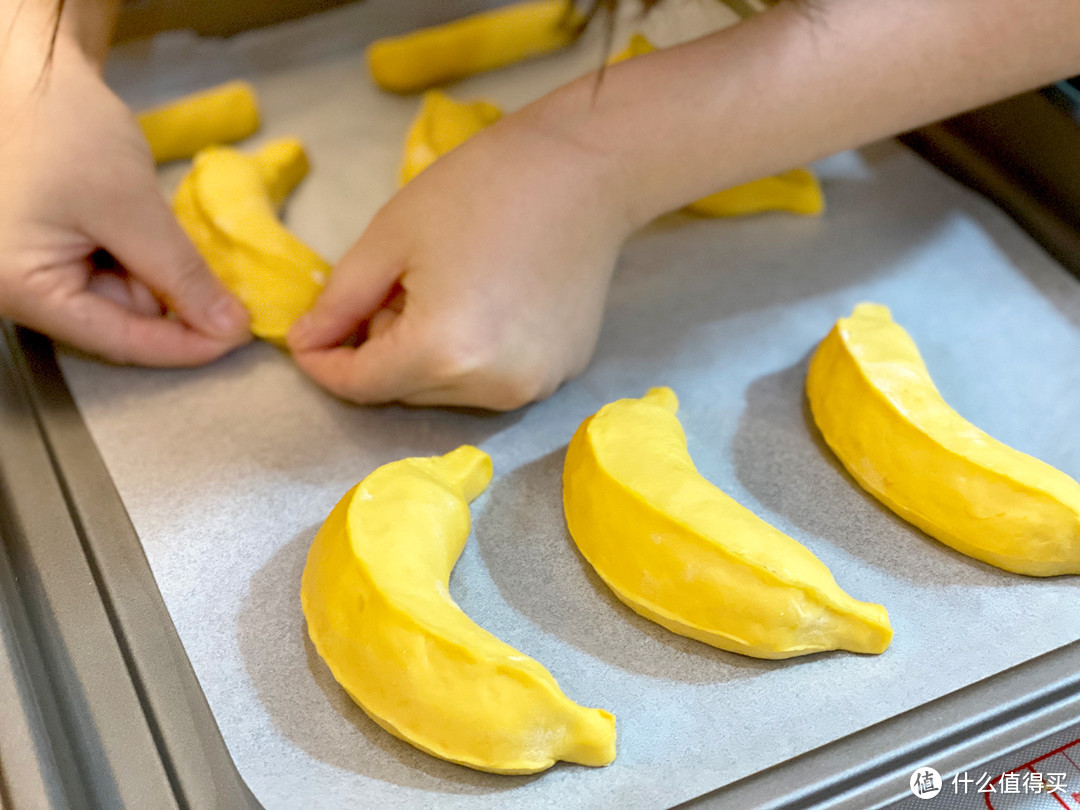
[58,2,1080,807]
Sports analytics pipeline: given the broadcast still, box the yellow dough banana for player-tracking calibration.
[563,388,892,659]
[608,32,655,64]
[173,140,328,345]
[368,0,579,93]
[301,447,616,774]
[609,34,824,217]
[138,80,260,164]
[807,303,1080,576]
[684,168,824,217]
[401,90,503,184]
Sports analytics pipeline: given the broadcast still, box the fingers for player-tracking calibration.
[293,307,556,410]
[291,317,431,403]
[18,279,245,366]
[86,268,163,317]
[287,229,403,352]
[288,236,457,404]
[86,181,250,346]
[287,229,550,409]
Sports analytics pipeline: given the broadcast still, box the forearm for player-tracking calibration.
[530,0,1080,228]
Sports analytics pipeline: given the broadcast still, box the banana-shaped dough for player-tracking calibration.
[368,0,579,94]
[563,388,891,659]
[609,34,824,217]
[684,168,824,217]
[401,90,503,184]
[807,303,1080,576]
[173,139,329,346]
[608,32,655,64]
[302,446,616,774]
[138,80,260,164]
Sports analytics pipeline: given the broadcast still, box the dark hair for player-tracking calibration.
[48,0,67,60]
[25,0,66,83]
[575,0,786,31]
[572,0,789,77]
[570,0,787,91]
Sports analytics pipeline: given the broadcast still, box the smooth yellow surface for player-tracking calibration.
[367,0,578,93]
[138,80,260,164]
[401,90,503,185]
[685,168,824,217]
[301,447,616,774]
[563,388,892,659]
[609,34,824,217]
[608,33,657,65]
[807,303,1080,576]
[173,140,328,346]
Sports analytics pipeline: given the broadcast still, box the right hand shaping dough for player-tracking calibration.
[0,27,250,365]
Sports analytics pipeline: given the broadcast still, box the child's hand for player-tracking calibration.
[0,35,250,365]
[288,110,631,410]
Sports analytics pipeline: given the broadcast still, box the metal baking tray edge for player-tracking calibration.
[680,642,1080,809]
[1,323,260,810]
[10,326,1080,810]
[900,88,1080,282]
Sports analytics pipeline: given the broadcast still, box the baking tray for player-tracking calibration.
[0,322,259,809]
[7,322,1079,810]
[5,1,1080,807]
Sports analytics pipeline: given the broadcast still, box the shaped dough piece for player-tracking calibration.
[401,90,503,184]
[563,387,892,659]
[685,168,824,217]
[367,0,579,93]
[610,35,824,217]
[807,303,1080,576]
[173,140,328,346]
[302,446,616,774]
[608,32,658,64]
[398,35,824,217]
[138,80,260,164]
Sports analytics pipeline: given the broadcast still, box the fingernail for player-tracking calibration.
[208,297,248,336]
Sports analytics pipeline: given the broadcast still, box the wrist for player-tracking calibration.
[512,78,641,236]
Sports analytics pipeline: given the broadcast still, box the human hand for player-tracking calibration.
[288,106,631,410]
[0,33,250,365]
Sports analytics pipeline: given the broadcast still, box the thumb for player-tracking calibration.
[288,230,402,352]
[88,184,250,343]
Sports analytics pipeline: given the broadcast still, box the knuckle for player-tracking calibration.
[426,335,491,382]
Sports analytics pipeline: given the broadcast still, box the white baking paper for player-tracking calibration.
[56,2,1080,807]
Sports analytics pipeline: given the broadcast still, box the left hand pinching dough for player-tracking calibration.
[0,8,250,366]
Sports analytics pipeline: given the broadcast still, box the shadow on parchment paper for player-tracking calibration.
[589,142,957,379]
[237,526,538,794]
[214,346,527,483]
[472,449,852,681]
[729,357,1021,587]
[61,339,527,486]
